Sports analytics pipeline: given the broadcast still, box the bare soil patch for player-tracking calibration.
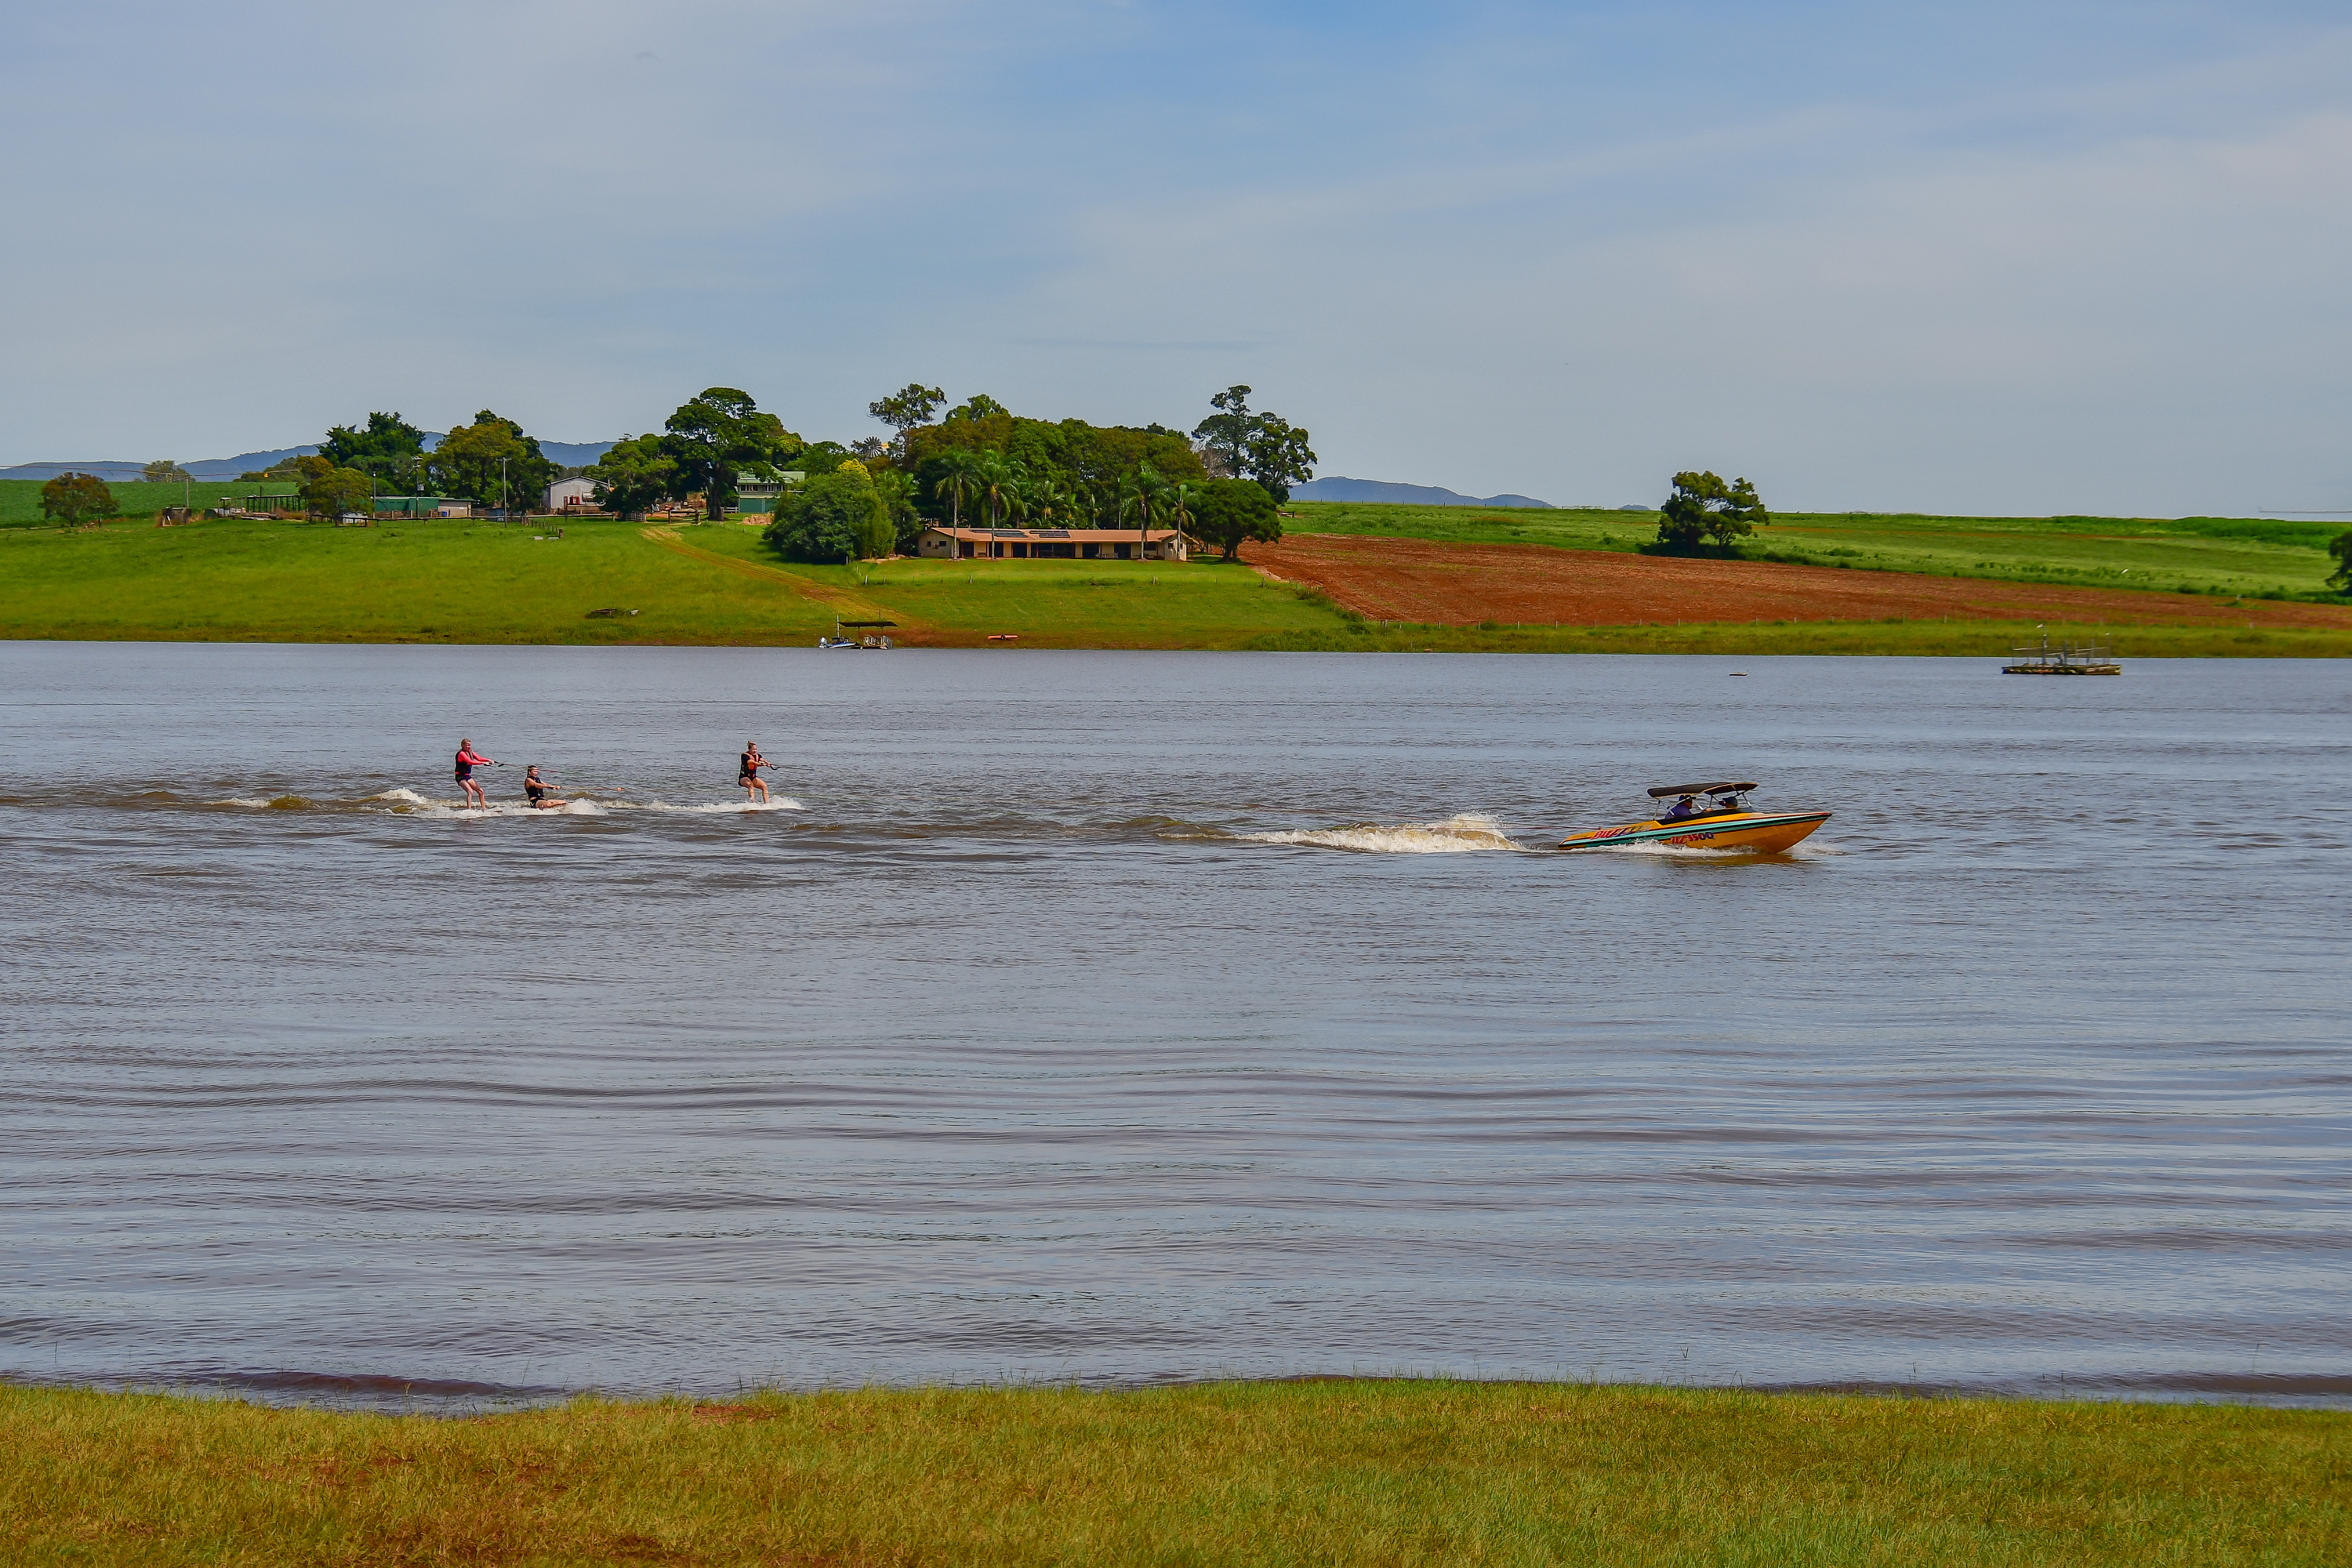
[1250,535,2352,630]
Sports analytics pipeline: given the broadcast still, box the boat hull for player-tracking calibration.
[1558,810,1831,854]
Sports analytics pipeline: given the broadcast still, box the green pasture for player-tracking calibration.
[0,516,839,644]
[2,511,2346,654]
[1288,501,2348,600]
[0,516,1330,648]
[0,477,301,525]
[6,1381,2345,1566]
[681,524,1337,647]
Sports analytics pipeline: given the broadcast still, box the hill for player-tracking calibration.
[1291,476,1554,508]
[0,437,615,483]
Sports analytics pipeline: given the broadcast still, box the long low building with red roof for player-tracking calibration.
[916,525,1188,561]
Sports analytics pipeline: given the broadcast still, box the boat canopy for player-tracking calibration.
[1647,781,1757,798]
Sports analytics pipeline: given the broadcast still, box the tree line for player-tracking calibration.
[29,384,1316,565]
[590,382,1310,563]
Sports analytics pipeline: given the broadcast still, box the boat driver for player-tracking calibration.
[1661,794,1700,821]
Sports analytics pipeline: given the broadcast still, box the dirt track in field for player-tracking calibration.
[1248,535,2352,630]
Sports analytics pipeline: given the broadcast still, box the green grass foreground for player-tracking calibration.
[5,1382,2344,1566]
[1288,501,2347,601]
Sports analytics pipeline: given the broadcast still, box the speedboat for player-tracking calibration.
[1557,781,1830,854]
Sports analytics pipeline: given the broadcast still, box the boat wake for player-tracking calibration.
[1587,837,1842,860]
[1241,813,1523,854]
[637,799,806,815]
[186,789,809,819]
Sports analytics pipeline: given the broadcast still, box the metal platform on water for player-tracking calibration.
[2003,627,2119,674]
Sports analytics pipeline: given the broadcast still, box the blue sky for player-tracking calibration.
[3,0,2348,513]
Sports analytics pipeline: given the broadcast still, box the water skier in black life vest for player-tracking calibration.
[739,742,771,805]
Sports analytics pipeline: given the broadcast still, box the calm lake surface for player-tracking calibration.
[2,643,2347,1408]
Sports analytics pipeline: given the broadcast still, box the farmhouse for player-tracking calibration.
[546,477,601,513]
[917,526,1188,561]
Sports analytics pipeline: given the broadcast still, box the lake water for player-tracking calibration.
[2,643,2347,1408]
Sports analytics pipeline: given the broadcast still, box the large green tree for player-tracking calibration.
[946,392,1009,423]
[2329,529,2352,593]
[1652,470,1769,554]
[869,383,945,459]
[321,412,429,489]
[662,388,800,520]
[764,461,893,563]
[1192,384,1254,478]
[1188,477,1280,561]
[1242,415,1316,504]
[426,411,558,511]
[39,472,116,527]
[585,434,681,519]
[301,464,377,518]
[1192,386,1316,501]
[140,459,191,483]
[873,468,925,553]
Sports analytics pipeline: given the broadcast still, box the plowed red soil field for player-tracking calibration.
[1250,535,2352,630]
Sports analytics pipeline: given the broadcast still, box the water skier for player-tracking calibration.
[522,764,563,810]
[454,739,497,809]
[739,741,771,805]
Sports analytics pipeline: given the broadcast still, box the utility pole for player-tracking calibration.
[500,456,509,517]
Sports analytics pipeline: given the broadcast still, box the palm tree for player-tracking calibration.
[1117,461,1168,562]
[1003,470,1038,526]
[1047,476,1095,531]
[934,448,982,531]
[978,450,1024,530]
[1163,481,1198,560]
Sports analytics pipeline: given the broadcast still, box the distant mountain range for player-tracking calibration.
[0,437,617,485]
[1292,476,1555,509]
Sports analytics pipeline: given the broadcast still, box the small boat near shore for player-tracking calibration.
[1558,781,1831,854]
[2002,626,2118,675]
[819,619,895,650]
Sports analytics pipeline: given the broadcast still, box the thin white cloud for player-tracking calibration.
[2,2,2347,513]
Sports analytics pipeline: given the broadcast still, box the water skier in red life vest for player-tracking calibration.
[454,739,497,809]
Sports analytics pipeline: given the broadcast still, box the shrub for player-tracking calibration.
[765,463,893,562]
[1188,477,1280,561]
[39,472,115,527]
[1650,471,1768,555]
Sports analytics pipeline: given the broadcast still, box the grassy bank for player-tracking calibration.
[0,515,845,644]
[681,524,1338,648]
[3,512,2347,655]
[1243,616,2352,658]
[6,1381,2345,1565]
[0,515,1338,648]
[1289,501,2347,601]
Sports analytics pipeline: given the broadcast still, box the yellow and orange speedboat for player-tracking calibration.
[1558,781,1830,854]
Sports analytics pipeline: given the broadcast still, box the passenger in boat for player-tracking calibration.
[1661,794,1699,821]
